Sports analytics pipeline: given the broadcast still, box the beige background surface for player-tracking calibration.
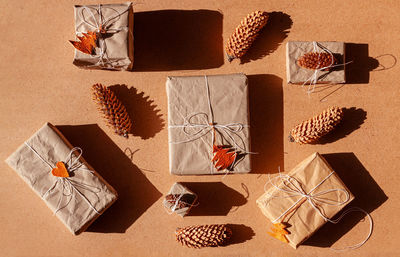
[0,0,399,256]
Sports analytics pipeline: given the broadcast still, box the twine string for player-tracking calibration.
[24,143,100,215]
[164,186,199,215]
[264,168,372,250]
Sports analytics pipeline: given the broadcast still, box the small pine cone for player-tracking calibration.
[176,224,232,248]
[289,107,343,144]
[297,52,336,70]
[92,84,132,138]
[165,194,196,210]
[225,11,269,62]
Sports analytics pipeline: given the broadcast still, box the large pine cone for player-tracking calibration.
[176,224,232,248]
[92,84,132,138]
[289,107,343,144]
[297,52,336,70]
[225,11,269,62]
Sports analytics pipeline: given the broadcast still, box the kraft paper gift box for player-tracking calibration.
[5,123,118,235]
[256,152,354,249]
[286,41,346,84]
[163,182,197,217]
[72,2,134,70]
[166,73,251,175]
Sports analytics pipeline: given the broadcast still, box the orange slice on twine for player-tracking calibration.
[51,161,69,178]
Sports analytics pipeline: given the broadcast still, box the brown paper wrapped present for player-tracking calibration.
[286,41,345,84]
[256,152,354,249]
[72,2,134,70]
[5,123,118,235]
[163,183,197,217]
[166,73,251,175]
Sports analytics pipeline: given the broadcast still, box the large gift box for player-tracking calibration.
[163,182,197,217]
[166,73,251,175]
[286,41,346,84]
[5,123,118,235]
[72,2,134,70]
[256,152,354,249]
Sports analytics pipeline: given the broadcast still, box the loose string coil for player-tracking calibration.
[25,143,100,215]
[264,168,373,251]
[169,76,254,174]
[301,42,352,95]
[77,4,129,69]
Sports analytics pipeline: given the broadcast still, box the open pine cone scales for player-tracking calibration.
[289,107,343,144]
[176,224,232,248]
[297,52,336,70]
[92,84,132,138]
[225,11,269,62]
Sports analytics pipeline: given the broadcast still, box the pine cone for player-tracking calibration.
[92,83,132,138]
[225,11,269,62]
[289,107,343,144]
[176,224,232,248]
[297,52,336,70]
[165,194,196,210]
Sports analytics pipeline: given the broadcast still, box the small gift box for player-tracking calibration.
[163,182,197,217]
[166,73,251,175]
[286,41,346,84]
[5,123,118,235]
[71,2,134,70]
[256,152,354,249]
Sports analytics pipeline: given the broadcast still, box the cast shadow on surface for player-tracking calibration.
[240,12,292,64]
[227,224,255,246]
[311,107,367,145]
[304,153,387,247]
[109,84,164,139]
[180,182,247,216]
[56,124,162,233]
[345,43,380,84]
[248,74,284,174]
[133,10,223,71]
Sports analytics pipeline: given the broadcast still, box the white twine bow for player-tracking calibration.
[77,4,129,69]
[168,75,253,174]
[24,143,100,215]
[302,41,352,95]
[265,168,373,251]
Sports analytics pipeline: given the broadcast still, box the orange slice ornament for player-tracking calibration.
[212,145,237,171]
[69,31,98,55]
[51,161,69,178]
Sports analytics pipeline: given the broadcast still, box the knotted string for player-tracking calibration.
[264,168,373,250]
[77,4,129,69]
[24,143,100,215]
[301,42,352,95]
[169,75,253,174]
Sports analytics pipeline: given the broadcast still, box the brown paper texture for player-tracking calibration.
[166,73,251,175]
[286,41,345,84]
[163,182,197,217]
[5,123,118,235]
[256,152,354,249]
[72,2,134,70]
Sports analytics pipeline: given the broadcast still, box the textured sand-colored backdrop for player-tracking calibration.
[1,0,399,256]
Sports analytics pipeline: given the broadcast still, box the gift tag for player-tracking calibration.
[51,161,69,177]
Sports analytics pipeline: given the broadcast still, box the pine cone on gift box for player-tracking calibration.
[176,224,232,248]
[165,194,197,210]
[289,106,343,144]
[92,83,132,138]
[297,52,336,71]
[225,11,269,62]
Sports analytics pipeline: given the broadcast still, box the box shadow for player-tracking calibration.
[304,152,387,247]
[180,182,247,216]
[248,74,284,174]
[56,124,162,233]
[133,10,223,71]
[345,43,379,84]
